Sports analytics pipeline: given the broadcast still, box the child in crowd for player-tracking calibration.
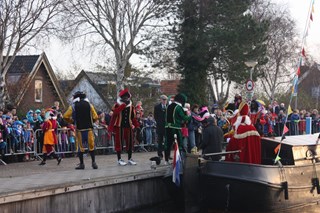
[144,112,156,146]
[0,118,7,162]
[39,109,62,166]
[68,124,76,153]
[59,126,68,158]
[23,121,34,152]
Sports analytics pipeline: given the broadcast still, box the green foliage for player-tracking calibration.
[273,91,317,112]
[175,0,268,105]
[205,0,268,83]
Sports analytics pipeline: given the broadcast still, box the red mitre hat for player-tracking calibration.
[238,101,249,116]
[119,88,131,98]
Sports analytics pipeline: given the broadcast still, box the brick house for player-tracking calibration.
[6,52,68,115]
[160,79,215,105]
[295,63,320,109]
[160,80,180,97]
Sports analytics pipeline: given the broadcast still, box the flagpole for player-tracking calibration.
[274,0,315,163]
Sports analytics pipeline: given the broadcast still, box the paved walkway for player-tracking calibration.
[0,151,170,199]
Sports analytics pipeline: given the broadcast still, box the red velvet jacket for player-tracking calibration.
[108,101,140,133]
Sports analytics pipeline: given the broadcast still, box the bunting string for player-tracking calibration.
[274,0,315,163]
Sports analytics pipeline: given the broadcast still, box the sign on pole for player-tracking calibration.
[245,80,254,91]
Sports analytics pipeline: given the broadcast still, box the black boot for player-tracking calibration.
[53,153,62,165]
[92,162,98,169]
[90,151,98,169]
[57,157,62,165]
[75,163,85,169]
[75,152,85,170]
[39,153,47,165]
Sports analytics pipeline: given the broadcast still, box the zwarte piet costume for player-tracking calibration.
[164,93,191,163]
[39,109,61,166]
[63,91,99,170]
[108,88,140,166]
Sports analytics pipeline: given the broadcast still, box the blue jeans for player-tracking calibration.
[145,128,152,145]
[0,142,6,150]
[188,130,196,150]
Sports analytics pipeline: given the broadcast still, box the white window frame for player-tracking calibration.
[35,80,43,102]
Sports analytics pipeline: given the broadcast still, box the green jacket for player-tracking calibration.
[165,102,191,129]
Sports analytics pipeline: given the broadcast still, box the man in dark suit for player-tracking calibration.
[200,116,223,161]
[154,95,168,159]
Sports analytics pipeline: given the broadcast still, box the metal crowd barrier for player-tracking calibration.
[33,127,115,157]
[2,128,41,161]
[134,126,158,152]
[270,119,320,137]
[32,126,158,157]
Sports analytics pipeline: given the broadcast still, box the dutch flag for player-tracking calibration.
[172,141,181,186]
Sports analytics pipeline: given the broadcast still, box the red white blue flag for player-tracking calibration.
[172,142,181,186]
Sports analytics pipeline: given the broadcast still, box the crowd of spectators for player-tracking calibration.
[1,95,320,164]
[0,102,75,163]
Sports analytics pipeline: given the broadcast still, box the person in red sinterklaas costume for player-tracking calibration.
[225,101,261,164]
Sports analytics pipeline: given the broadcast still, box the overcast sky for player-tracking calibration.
[272,0,320,60]
[43,0,320,74]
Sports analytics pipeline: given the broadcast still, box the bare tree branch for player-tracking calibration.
[0,0,64,107]
[61,0,174,93]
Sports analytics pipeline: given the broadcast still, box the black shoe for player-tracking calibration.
[75,163,85,170]
[39,161,46,165]
[92,162,98,169]
[57,157,62,165]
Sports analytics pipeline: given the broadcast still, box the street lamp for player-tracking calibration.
[244,61,258,101]
[244,61,258,80]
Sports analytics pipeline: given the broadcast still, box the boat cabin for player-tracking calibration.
[261,134,320,166]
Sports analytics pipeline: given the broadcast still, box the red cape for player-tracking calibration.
[225,122,261,164]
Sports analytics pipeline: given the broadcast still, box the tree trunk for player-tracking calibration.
[0,76,8,109]
[115,53,127,96]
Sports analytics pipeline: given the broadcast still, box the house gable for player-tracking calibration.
[298,64,320,98]
[67,70,112,111]
[6,53,68,113]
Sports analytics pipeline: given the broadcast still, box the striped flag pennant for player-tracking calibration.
[172,141,181,186]
[283,125,289,134]
[274,144,281,154]
[296,66,301,76]
[274,154,281,164]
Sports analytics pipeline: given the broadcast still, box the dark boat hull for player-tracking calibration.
[199,161,320,212]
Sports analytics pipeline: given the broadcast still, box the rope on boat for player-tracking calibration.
[277,160,289,200]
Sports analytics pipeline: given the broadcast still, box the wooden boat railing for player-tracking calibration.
[202,150,241,157]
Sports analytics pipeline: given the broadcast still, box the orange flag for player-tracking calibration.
[274,144,281,154]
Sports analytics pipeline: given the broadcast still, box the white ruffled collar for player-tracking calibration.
[73,97,90,103]
[117,98,132,107]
